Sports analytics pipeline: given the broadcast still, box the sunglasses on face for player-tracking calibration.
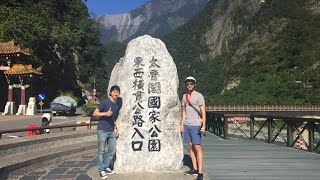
[186,83,194,86]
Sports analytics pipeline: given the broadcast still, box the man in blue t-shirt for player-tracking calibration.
[93,85,122,179]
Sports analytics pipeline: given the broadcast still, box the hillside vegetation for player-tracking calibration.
[0,0,104,106]
[163,0,320,105]
[0,0,319,106]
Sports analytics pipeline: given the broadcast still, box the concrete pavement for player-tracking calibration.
[7,148,210,180]
[1,114,211,180]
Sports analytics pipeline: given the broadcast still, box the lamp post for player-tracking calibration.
[92,76,96,101]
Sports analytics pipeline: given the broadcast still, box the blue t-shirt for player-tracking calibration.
[97,98,119,132]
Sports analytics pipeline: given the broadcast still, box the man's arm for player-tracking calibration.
[92,107,113,117]
[180,105,186,132]
[114,112,120,137]
[200,102,206,132]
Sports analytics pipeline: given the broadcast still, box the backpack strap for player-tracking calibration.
[185,93,190,104]
[185,93,202,118]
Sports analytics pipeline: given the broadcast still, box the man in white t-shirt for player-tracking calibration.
[180,76,206,180]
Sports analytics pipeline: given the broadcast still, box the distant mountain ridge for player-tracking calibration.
[96,0,209,43]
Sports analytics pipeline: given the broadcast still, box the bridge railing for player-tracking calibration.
[206,112,320,153]
[206,105,320,111]
[0,122,98,139]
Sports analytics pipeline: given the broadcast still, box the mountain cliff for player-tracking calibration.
[96,0,209,43]
[162,0,320,105]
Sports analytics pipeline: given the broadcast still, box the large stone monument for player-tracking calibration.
[108,35,183,172]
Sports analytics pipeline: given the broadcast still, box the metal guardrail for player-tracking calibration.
[206,113,320,153]
[206,105,320,112]
[0,122,98,139]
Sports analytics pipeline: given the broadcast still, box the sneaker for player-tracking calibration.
[105,168,116,175]
[184,169,198,175]
[196,173,204,180]
[99,171,108,179]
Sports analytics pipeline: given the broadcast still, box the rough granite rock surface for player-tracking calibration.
[108,35,183,172]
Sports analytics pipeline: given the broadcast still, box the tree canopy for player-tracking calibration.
[0,0,104,105]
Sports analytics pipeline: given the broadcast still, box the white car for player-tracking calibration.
[50,96,77,116]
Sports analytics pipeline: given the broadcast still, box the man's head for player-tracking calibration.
[185,76,196,84]
[185,76,196,91]
[109,85,120,99]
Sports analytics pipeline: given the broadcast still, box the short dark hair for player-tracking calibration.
[110,85,120,93]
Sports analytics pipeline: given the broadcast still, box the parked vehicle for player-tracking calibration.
[50,96,77,116]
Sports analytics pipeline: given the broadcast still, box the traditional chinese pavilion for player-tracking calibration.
[0,40,41,115]
[0,40,31,68]
[3,64,42,115]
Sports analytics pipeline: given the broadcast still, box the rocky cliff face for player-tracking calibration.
[202,0,262,59]
[96,0,209,43]
[162,0,265,97]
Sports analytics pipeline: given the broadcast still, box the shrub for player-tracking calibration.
[82,105,97,117]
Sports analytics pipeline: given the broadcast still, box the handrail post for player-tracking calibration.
[267,118,273,143]
[286,120,293,147]
[250,117,254,139]
[90,117,92,130]
[216,116,223,136]
[223,115,229,139]
[308,122,315,152]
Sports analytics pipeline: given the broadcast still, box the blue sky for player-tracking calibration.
[83,0,150,15]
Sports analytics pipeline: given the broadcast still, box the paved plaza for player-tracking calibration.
[6,148,210,180]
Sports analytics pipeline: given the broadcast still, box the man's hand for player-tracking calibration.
[105,107,113,117]
[180,124,184,133]
[200,126,206,136]
[114,127,119,137]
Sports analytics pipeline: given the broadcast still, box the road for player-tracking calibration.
[0,108,86,138]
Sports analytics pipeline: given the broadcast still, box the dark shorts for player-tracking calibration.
[183,125,201,145]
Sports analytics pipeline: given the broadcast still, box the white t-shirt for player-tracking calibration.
[182,91,204,126]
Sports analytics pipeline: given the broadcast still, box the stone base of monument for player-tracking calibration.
[87,166,194,180]
[87,151,210,180]
[2,102,16,115]
[16,105,26,115]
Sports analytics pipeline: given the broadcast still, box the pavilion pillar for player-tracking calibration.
[16,85,27,115]
[21,85,25,105]
[8,84,13,102]
[2,82,16,115]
